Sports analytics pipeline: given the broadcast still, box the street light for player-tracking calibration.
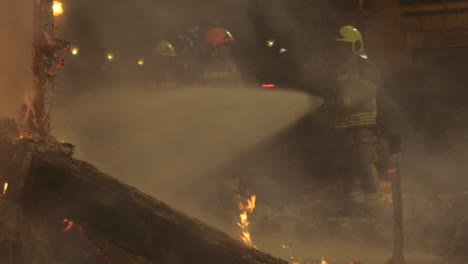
[71,47,79,55]
[266,39,275,47]
[106,52,114,61]
[53,1,64,17]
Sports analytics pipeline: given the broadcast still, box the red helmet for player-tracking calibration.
[204,27,234,55]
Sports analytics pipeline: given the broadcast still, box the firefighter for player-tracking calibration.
[176,25,202,85]
[332,25,381,215]
[201,25,242,87]
[150,39,178,89]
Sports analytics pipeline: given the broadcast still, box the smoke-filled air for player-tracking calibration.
[0,0,32,117]
[1,0,468,264]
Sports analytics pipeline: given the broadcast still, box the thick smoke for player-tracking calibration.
[53,86,319,209]
[41,0,468,263]
[0,0,32,118]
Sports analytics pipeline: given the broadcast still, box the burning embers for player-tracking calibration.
[236,194,257,248]
[281,245,312,264]
[62,219,81,234]
[281,245,333,264]
[61,218,112,263]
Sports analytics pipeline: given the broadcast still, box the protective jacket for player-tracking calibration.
[334,55,380,129]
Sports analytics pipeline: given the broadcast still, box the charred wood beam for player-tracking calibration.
[0,119,74,198]
[23,154,287,264]
[32,0,70,135]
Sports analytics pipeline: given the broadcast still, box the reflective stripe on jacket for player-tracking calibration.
[203,71,234,80]
[202,57,240,81]
[335,56,380,128]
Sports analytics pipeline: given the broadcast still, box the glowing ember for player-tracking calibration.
[62,219,74,232]
[236,194,257,248]
[71,47,79,55]
[61,219,111,262]
[53,1,64,16]
[281,245,310,264]
[61,218,84,238]
[137,58,145,66]
[18,129,34,140]
[281,245,296,261]
[2,182,8,195]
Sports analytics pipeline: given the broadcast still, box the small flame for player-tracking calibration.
[2,182,8,195]
[53,1,64,17]
[237,194,257,248]
[321,257,328,264]
[137,58,145,66]
[71,47,79,55]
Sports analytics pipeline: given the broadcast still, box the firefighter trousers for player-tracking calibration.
[334,126,380,199]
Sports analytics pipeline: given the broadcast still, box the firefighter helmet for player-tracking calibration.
[204,27,234,48]
[155,40,176,56]
[335,25,365,56]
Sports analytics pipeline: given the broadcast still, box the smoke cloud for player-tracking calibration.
[53,85,321,213]
[0,0,32,118]
[5,0,465,263]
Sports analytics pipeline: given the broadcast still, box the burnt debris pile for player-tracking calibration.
[0,119,288,264]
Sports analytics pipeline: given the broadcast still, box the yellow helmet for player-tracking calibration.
[155,40,176,57]
[335,25,365,56]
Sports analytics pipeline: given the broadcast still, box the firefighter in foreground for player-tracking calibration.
[201,24,242,87]
[332,25,381,215]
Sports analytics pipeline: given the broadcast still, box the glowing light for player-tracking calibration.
[266,39,275,47]
[137,58,145,66]
[262,84,275,88]
[106,53,114,61]
[2,182,8,195]
[62,219,74,232]
[53,1,64,17]
[71,47,79,55]
[280,47,287,53]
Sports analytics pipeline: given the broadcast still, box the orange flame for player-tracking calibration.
[2,182,8,195]
[236,194,257,248]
